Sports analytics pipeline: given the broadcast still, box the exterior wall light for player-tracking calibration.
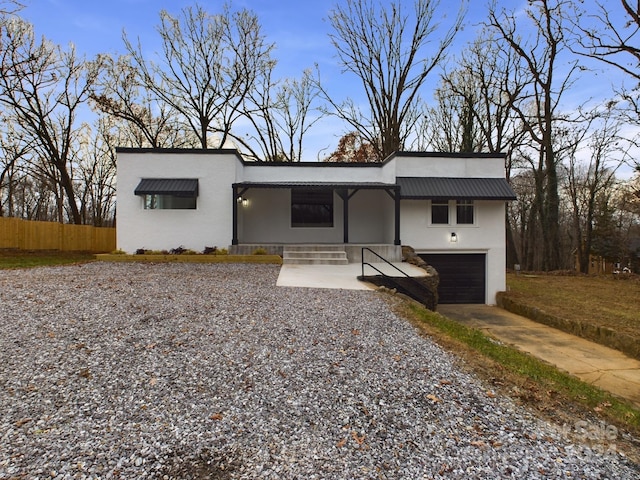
[242,197,248,207]
[450,232,458,243]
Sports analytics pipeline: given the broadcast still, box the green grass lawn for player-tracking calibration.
[0,250,96,269]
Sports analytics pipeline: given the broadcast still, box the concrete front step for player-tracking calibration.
[283,251,347,259]
[282,246,348,265]
[283,245,347,252]
[283,257,349,265]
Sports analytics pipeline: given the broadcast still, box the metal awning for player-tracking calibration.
[134,178,199,197]
[233,181,396,190]
[397,177,516,200]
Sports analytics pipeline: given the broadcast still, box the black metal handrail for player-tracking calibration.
[359,247,435,309]
[360,247,412,279]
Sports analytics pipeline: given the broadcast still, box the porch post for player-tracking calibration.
[232,184,238,245]
[394,186,401,245]
[337,189,349,243]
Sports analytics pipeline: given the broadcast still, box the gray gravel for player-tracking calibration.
[0,262,637,479]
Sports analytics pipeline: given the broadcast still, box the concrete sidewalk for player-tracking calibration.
[276,262,427,290]
[438,304,640,408]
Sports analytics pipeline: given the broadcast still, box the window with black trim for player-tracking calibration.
[144,194,196,210]
[431,200,449,224]
[291,188,333,227]
[456,200,474,224]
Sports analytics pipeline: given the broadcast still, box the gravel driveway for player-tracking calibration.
[0,262,637,479]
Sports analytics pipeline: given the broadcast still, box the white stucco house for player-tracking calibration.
[116,148,516,304]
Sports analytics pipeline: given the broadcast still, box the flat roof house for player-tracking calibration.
[116,148,516,304]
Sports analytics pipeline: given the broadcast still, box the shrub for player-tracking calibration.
[252,247,268,255]
[203,246,218,255]
[135,248,147,255]
[111,249,126,255]
[217,248,228,255]
[169,246,187,255]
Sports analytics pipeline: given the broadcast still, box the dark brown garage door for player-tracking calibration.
[419,253,486,304]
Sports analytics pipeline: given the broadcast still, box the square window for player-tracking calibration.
[291,189,334,227]
[431,201,449,224]
[456,200,474,224]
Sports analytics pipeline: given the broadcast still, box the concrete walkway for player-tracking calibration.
[438,304,640,408]
[276,262,427,290]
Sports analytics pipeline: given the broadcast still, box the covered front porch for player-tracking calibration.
[231,182,401,257]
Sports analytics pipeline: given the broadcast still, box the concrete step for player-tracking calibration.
[283,245,347,252]
[282,246,349,265]
[283,251,347,259]
[283,257,349,265]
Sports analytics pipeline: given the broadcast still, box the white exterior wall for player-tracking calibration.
[240,189,344,243]
[116,150,238,253]
[394,155,505,178]
[400,199,507,304]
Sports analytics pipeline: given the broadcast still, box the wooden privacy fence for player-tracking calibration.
[0,217,116,253]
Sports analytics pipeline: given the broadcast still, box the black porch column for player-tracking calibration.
[337,189,349,243]
[394,186,401,245]
[232,184,238,245]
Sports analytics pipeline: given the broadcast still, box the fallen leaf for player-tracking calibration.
[336,437,347,448]
[439,379,452,385]
[15,418,32,427]
[486,391,496,398]
[426,394,442,403]
[149,377,158,386]
[210,413,223,421]
[351,431,366,445]
[470,440,486,447]
[351,329,360,335]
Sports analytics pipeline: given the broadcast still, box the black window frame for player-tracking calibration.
[431,200,449,225]
[456,199,474,224]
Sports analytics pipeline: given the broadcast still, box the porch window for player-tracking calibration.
[291,188,334,227]
[456,200,474,224]
[431,200,449,224]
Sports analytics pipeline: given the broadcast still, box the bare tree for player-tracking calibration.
[0,17,104,224]
[74,118,117,226]
[563,113,628,273]
[323,0,466,161]
[123,3,274,149]
[91,55,194,149]
[575,1,640,83]
[573,1,640,171]
[0,118,30,217]
[487,0,581,271]
[239,68,323,161]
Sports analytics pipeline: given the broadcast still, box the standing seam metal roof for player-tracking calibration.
[396,177,516,200]
[134,178,199,197]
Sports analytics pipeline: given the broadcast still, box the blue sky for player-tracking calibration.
[16,0,635,170]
